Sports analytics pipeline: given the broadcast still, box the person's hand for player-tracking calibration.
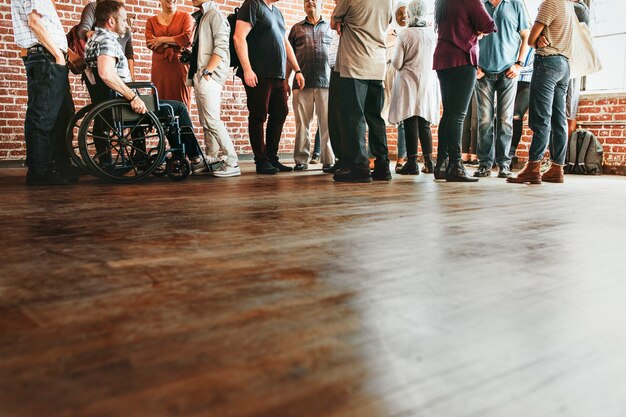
[244,68,258,87]
[476,67,485,80]
[295,72,305,90]
[56,56,66,66]
[86,30,95,39]
[130,95,147,114]
[476,32,484,40]
[537,35,550,48]
[146,37,163,49]
[506,64,522,79]
[284,79,292,97]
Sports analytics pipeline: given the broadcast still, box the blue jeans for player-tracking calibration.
[475,70,517,168]
[528,55,570,164]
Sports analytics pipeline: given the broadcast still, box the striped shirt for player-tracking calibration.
[11,0,68,51]
[535,0,576,59]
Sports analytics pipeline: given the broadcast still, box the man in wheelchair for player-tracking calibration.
[84,0,214,174]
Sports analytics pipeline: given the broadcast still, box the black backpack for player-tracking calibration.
[227,0,264,70]
[564,130,603,175]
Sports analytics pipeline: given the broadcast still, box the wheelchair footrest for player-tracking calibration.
[207,160,225,172]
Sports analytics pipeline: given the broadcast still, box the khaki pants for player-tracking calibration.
[193,74,238,167]
[292,87,334,165]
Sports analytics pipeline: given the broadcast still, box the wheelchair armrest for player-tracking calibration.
[126,82,155,90]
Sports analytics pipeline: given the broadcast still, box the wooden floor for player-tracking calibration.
[1,163,626,417]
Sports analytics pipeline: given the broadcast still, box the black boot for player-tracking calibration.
[445,160,479,182]
[371,159,392,181]
[434,156,448,180]
[398,154,419,175]
[421,153,434,174]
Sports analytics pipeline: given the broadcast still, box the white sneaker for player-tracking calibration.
[212,164,241,178]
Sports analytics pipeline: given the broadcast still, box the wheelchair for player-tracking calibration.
[66,82,224,183]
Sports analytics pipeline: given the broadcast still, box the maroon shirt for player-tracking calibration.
[433,0,497,71]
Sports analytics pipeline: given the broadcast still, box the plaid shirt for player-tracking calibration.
[85,27,132,82]
[11,0,67,51]
[288,17,333,89]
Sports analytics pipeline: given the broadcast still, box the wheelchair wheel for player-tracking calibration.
[166,154,191,181]
[78,99,166,183]
[65,103,95,172]
[150,154,167,177]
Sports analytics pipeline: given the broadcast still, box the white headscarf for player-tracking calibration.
[391,0,408,34]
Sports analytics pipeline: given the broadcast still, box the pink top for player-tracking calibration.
[433,0,497,71]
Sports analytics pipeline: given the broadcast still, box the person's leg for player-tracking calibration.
[398,115,419,175]
[403,116,419,156]
[51,75,75,171]
[469,91,478,160]
[339,77,368,169]
[417,116,434,173]
[314,88,334,165]
[438,65,478,182]
[159,99,200,159]
[509,56,567,184]
[327,70,344,164]
[461,92,473,161]
[475,74,497,169]
[494,72,516,168]
[200,78,238,166]
[436,69,451,175]
[313,129,321,159]
[527,57,561,162]
[266,79,290,164]
[446,66,477,165]
[397,122,407,160]
[23,54,67,176]
[550,62,571,166]
[363,79,388,163]
[510,81,530,159]
[244,79,273,164]
[293,88,314,165]
[194,79,219,160]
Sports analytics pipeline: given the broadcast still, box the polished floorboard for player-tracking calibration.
[1,163,626,417]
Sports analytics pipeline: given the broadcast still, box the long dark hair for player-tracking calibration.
[434,0,447,30]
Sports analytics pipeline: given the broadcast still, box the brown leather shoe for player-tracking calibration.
[507,160,542,184]
[541,163,565,183]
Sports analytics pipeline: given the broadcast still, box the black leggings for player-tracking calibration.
[403,115,433,156]
[436,65,477,163]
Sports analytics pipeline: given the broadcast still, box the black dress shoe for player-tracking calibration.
[270,161,293,172]
[371,159,392,181]
[333,167,372,183]
[498,165,512,178]
[294,163,308,171]
[473,165,492,177]
[26,170,72,186]
[434,157,448,180]
[446,161,479,182]
[323,162,341,174]
[256,161,279,175]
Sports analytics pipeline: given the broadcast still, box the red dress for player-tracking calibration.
[145,11,194,108]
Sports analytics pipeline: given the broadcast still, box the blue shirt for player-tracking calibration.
[478,0,529,74]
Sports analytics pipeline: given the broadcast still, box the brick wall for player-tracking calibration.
[1,0,625,173]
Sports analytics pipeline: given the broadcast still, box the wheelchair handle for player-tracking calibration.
[126,82,155,90]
